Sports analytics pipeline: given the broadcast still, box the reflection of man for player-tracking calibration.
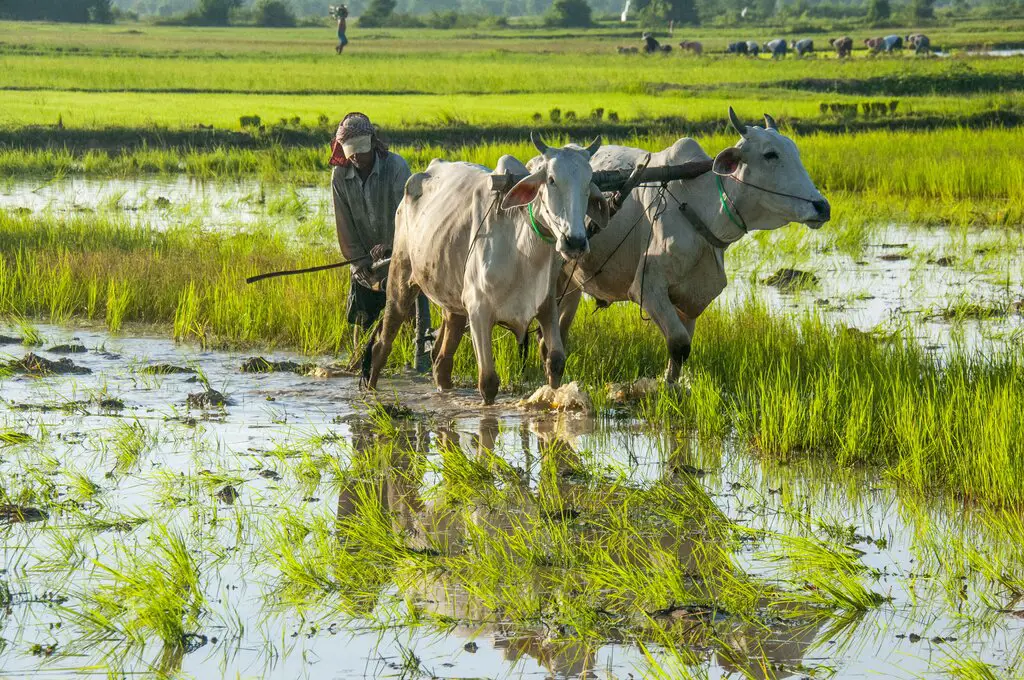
[330,112,431,372]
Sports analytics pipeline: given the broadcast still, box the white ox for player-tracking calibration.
[367,134,609,404]
[558,108,830,381]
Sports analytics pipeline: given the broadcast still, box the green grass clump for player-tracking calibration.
[74,525,205,648]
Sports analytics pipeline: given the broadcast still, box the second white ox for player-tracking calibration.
[558,107,830,381]
[367,134,609,404]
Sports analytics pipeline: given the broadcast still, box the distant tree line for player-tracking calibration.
[0,0,114,22]
[4,0,1021,25]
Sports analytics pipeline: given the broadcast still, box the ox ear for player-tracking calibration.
[586,183,609,233]
[502,168,546,209]
[713,146,743,176]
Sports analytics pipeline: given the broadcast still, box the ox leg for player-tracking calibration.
[433,312,467,392]
[367,271,420,391]
[468,314,499,405]
[638,289,693,383]
[537,295,566,389]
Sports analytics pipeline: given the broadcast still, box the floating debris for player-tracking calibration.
[215,485,240,504]
[140,363,197,375]
[878,253,909,262]
[187,389,229,408]
[240,356,302,373]
[46,343,88,354]
[763,268,819,290]
[154,196,171,208]
[463,641,478,653]
[4,353,91,375]
[258,469,282,481]
[519,382,593,412]
[928,255,956,267]
[179,633,208,653]
[97,397,125,410]
[0,334,22,345]
[0,504,49,524]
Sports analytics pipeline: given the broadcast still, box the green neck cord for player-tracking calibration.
[716,174,748,233]
[528,203,555,244]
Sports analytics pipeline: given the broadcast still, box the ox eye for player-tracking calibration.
[548,177,555,184]
[764,151,779,161]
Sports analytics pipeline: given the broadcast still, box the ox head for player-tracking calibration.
[712,107,830,230]
[500,131,607,260]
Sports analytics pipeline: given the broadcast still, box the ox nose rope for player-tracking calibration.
[719,171,824,206]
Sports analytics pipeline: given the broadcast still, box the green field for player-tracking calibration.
[2,17,1024,680]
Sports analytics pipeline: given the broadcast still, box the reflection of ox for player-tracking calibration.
[830,35,853,57]
[678,40,703,55]
[556,108,830,382]
[336,415,830,680]
[366,134,608,404]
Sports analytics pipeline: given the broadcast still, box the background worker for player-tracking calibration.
[330,112,431,373]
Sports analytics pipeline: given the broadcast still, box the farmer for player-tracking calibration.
[330,112,432,373]
[335,5,348,54]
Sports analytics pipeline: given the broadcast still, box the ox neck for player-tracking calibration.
[674,173,748,249]
[528,203,556,244]
[681,169,793,247]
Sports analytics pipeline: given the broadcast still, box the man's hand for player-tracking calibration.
[351,262,374,288]
[370,243,391,261]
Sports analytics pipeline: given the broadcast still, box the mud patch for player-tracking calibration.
[240,356,303,373]
[4,353,91,375]
[0,504,48,524]
[187,389,230,408]
[140,363,197,375]
[763,268,819,290]
[46,343,88,354]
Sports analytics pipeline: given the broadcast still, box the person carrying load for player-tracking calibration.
[330,112,432,373]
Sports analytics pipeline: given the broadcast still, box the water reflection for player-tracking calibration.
[335,413,828,679]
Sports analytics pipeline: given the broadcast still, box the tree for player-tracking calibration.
[544,0,593,27]
[867,0,890,21]
[912,0,934,19]
[89,0,114,22]
[636,0,698,27]
[255,0,296,25]
[358,0,395,25]
[196,0,242,24]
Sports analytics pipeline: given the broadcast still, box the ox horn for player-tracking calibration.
[763,113,778,130]
[728,106,748,136]
[584,136,602,157]
[531,130,550,155]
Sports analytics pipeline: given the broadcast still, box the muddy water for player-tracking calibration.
[0,177,329,231]
[1,325,1022,678]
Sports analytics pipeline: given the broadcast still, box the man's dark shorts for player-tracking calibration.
[347,281,387,328]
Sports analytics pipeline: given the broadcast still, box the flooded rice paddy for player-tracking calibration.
[2,325,1024,678]
[2,177,1024,678]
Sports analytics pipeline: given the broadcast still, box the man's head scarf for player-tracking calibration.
[330,112,388,166]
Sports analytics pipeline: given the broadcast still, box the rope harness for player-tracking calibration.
[528,203,556,244]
